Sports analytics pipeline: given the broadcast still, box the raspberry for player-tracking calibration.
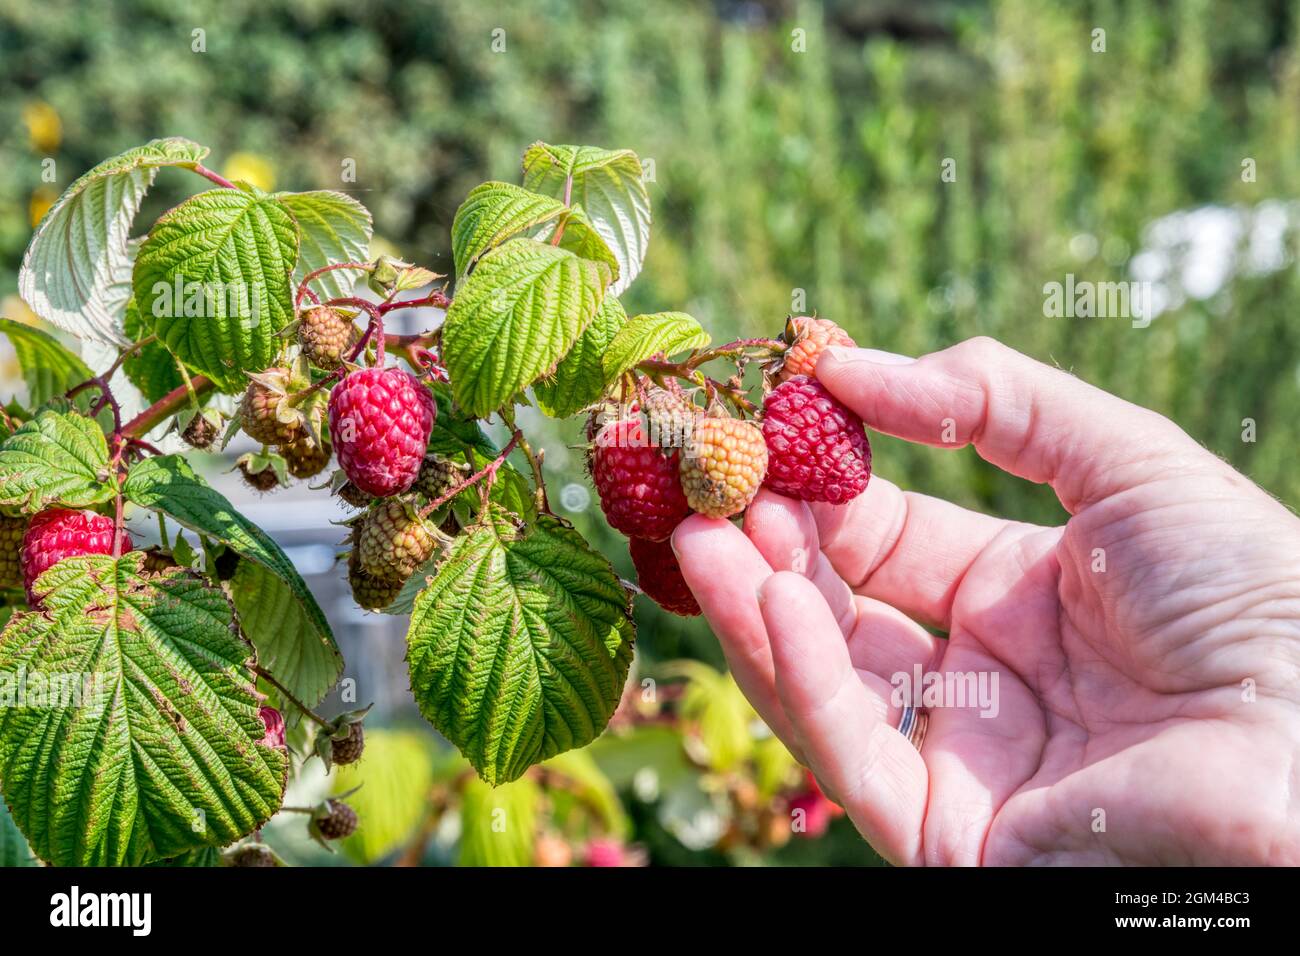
[314,800,358,841]
[21,509,131,605]
[642,386,698,450]
[678,417,767,518]
[357,499,438,582]
[761,376,871,504]
[238,457,281,493]
[227,844,277,867]
[413,454,470,503]
[773,316,856,383]
[583,838,645,867]
[591,418,690,541]
[0,514,28,590]
[282,435,331,480]
[336,480,372,509]
[141,547,181,574]
[347,550,402,611]
[629,536,700,617]
[240,368,300,446]
[331,723,365,766]
[259,706,286,749]
[298,306,360,370]
[180,412,218,450]
[328,367,436,497]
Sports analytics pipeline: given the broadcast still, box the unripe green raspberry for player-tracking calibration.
[679,417,768,518]
[413,454,470,503]
[357,499,438,582]
[298,306,361,370]
[313,800,358,841]
[282,435,331,480]
[347,550,402,610]
[240,368,300,445]
[0,514,28,590]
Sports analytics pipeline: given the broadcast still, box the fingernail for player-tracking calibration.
[823,346,916,366]
[755,583,767,607]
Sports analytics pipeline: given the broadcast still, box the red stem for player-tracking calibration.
[419,431,521,518]
[122,376,216,438]
[192,163,238,190]
[378,291,450,314]
[295,262,372,310]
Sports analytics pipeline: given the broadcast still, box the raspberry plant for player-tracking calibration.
[0,137,871,866]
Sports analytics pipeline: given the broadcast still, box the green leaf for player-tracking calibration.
[0,801,35,867]
[133,188,299,392]
[0,406,114,510]
[458,775,539,866]
[277,190,373,301]
[522,143,651,296]
[0,554,288,866]
[122,298,184,403]
[0,317,94,407]
[123,455,340,707]
[407,508,634,785]
[534,295,627,417]
[450,181,567,280]
[542,749,629,839]
[602,311,711,381]
[442,238,608,418]
[18,138,211,346]
[546,205,621,285]
[667,661,757,772]
[228,560,344,712]
[332,729,436,865]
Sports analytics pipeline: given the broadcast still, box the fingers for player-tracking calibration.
[744,488,942,667]
[816,338,1212,513]
[670,515,804,760]
[809,475,1025,630]
[759,572,928,865]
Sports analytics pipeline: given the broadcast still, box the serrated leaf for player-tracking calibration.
[123,455,340,707]
[134,188,299,392]
[534,295,627,418]
[458,775,539,866]
[332,729,436,865]
[0,407,113,510]
[407,509,634,785]
[451,181,568,280]
[442,238,608,417]
[602,311,711,381]
[0,553,287,866]
[0,801,35,867]
[228,560,344,712]
[122,298,185,403]
[0,317,94,407]
[19,137,211,346]
[277,190,373,301]
[522,143,651,296]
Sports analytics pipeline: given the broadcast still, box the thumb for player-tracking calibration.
[815,337,1213,513]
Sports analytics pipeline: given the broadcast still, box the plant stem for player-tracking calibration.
[122,375,216,438]
[419,431,521,517]
[192,163,237,189]
[378,290,450,314]
[515,428,551,515]
[295,262,373,310]
[253,664,331,727]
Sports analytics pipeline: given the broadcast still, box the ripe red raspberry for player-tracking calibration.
[761,376,871,504]
[240,368,300,445]
[259,706,286,749]
[328,367,436,498]
[774,316,856,383]
[0,513,28,590]
[591,418,690,541]
[21,509,131,604]
[582,838,646,867]
[313,800,358,841]
[281,435,330,480]
[628,536,700,617]
[298,306,360,370]
[678,417,768,518]
[357,498,439,582]
[331,723,365,766]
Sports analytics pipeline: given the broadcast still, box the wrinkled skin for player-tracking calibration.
[674,337,1300,866]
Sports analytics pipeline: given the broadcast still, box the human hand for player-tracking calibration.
[672,337,1300,865]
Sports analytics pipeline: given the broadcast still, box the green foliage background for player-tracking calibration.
[2,0,1298,864]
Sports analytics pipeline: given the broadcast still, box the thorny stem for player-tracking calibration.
[378,290,450,314]
[419,431,521,518]
[253,664,331,727]
[327,297,385,364]
[122,375,216,438]
[514,428,551,515]
[191,163,238,190]
[295,262,372,311]
[100,334,157,384]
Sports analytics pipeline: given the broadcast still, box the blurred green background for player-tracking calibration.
[1,0,1298,866]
